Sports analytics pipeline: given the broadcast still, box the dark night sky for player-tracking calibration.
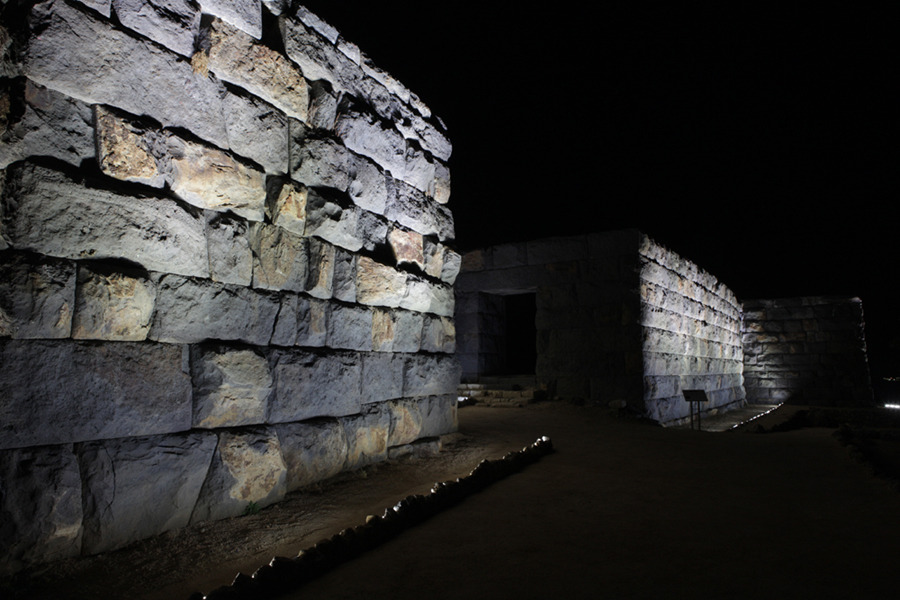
[300,2,897,384]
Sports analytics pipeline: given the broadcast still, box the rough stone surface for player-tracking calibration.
[112,0,200,57]
[0,340,192,449]
[304,189,362,251]
[198,0,262,39]
[94,105,165,188]
[326,303,373,351]
[0,444,83,575]
[271,295,328,348]
[275,419,347,492]
[342,405,389,470]
[190,427,287,523]
[203,16,307,121]
[221,90,290,175]
[403,354,461,398]
[2,163,209,278]
[0,252,75,339]
[0,79,94,169]
[306,237,335,299]
[356,256,407,308]
[77,431,216,554]
[361,352,404,403]
[389,227,425,270]
[205,213,253,286]
[150,274,280,345]
[191,344,272,428]
[266,179,307,237]
[267,349,362,423]
[71,264,155,341]
[248,222,309,292]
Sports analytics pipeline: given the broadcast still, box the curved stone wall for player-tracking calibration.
[0,0,459,574]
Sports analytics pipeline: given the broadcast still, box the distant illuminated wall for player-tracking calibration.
[0,0,458,574]
[742,297,874,406]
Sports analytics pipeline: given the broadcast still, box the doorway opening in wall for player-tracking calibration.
[499,292,536,376]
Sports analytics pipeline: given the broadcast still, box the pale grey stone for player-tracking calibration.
[290,136,353,194]
[206,213,252,286]
[78,431,216,554]
[384,179,455,241]
[355,256,407,309]
[294,5,338,43]
[441,245,462,285]
[402,276,454,317]
[342,404,389,470]
[0,340,192,449]
[357,209,389,252]
[190,344,272,428]
[0,444,83,575]
[327,304,373,351]
[392,310,423,353]
[248,222,309,292]
[304,188,363,251]
[0,79,94,169]
[190,427,286,524]
[275,419,347,492]
[267,349,361,423]
[361,352,403,404]
[271,295,328,348]
[386,398,423,447]
[25,0,230,148]
[199,0,262,39]
[0,253,75,339]
[149,274,279,345]
[112,0,200,57]
[419,395,458,437]
[332,248,357,303]
[72,264,156,341]
[421,316,456,354]
[403,354,460,398]
[73,0,111,17]
[222,91,290,175]
[2,163,209,278]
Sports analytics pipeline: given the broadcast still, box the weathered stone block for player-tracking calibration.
[386,398,423,447]
[342,405,389,470]
[0,444,83,575]
[72,264,156,341]
[221,90,290,175]
[356,256,407,308]
[307,80,338,130]
[249,222,309,292]
[0,79,94,169]
[191,344,272,428]
[392,310,423,353]
[206,213,252,286]
[275,419,347,492]
[266,179,307,237]
[203,16,307,121]
[403,277,455,317]
[271,295,328,348]
[371,308,395,352]
[403,354,461,398]
[167,135,266,221]
[327,303,373,351]
[267,350,362,423]
[306,237,335,299]
[149,274,279,345]
[78,431,216,554]
[389,227,425,270]
[0,253,75,339]
[25,0,231,148]
[2,163,210,278]
[333,248,357,303]
[0,340,192,449]
[361,352,404,403]
[384,179,455,241]
[191,427,287,523]
[94,105,165,187]
[420,395,458,437]
[112,0,200,57]
[422,316,456,354]
[199,0,262,39]
[304,189,362,251]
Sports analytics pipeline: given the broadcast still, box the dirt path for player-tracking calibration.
[6,402,900,599]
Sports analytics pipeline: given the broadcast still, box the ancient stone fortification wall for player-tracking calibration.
[455,230,742,423]
[639,237,745,423]
[742,297,873,406]
[0,0,459,574]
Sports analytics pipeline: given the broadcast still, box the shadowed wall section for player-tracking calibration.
[0,0,458,574]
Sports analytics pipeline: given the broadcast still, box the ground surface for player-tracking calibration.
[6,402,900,600]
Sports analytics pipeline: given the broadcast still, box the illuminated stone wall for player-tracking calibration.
[742,297,873,406]
[0,0,458,573]
[455,230,745,422]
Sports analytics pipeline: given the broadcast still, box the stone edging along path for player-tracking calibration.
[189,436,555,600]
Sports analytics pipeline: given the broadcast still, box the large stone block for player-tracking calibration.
[342,405,389,470]
[221,90,290,176]
[25,0,231,149]
[198,0,262,39]
[0,252,75,339]
[203,16,307,121]
[306,237,335,299]
[249,222,309,292]
[360,352,404,403]
[72,264,156,341]
[266,179,307,237]
[389,227,425,270]
[0,340,192,449]
[384,179,455,241]
[2,163,209,278]
[190,427,287,523]
[392,310,424,353]
[403,354,461,398]
[0,444,83,575]
[94,105,165,187]
[190,344,272,428]
[0,79,94,169]
[356,256,407,308]
[78,431,216,554]
[149,274,279,345]
[267,349,362,423]
[271,295,328,348]
[112,0,200,57]
[403,277,455,317]
[275,419,347,492]
[420,395,459,437]
[206,213,252,286]
[304,189,363,251]
[327,303,373,351]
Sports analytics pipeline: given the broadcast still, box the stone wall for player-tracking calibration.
[0,0,459,574]
[639,237,745,423]
[455,230,743,423]
[742,297,873,406]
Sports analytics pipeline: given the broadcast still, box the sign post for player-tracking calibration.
[682,389,709,431]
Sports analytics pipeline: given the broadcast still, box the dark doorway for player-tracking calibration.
[501,293,536,375]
